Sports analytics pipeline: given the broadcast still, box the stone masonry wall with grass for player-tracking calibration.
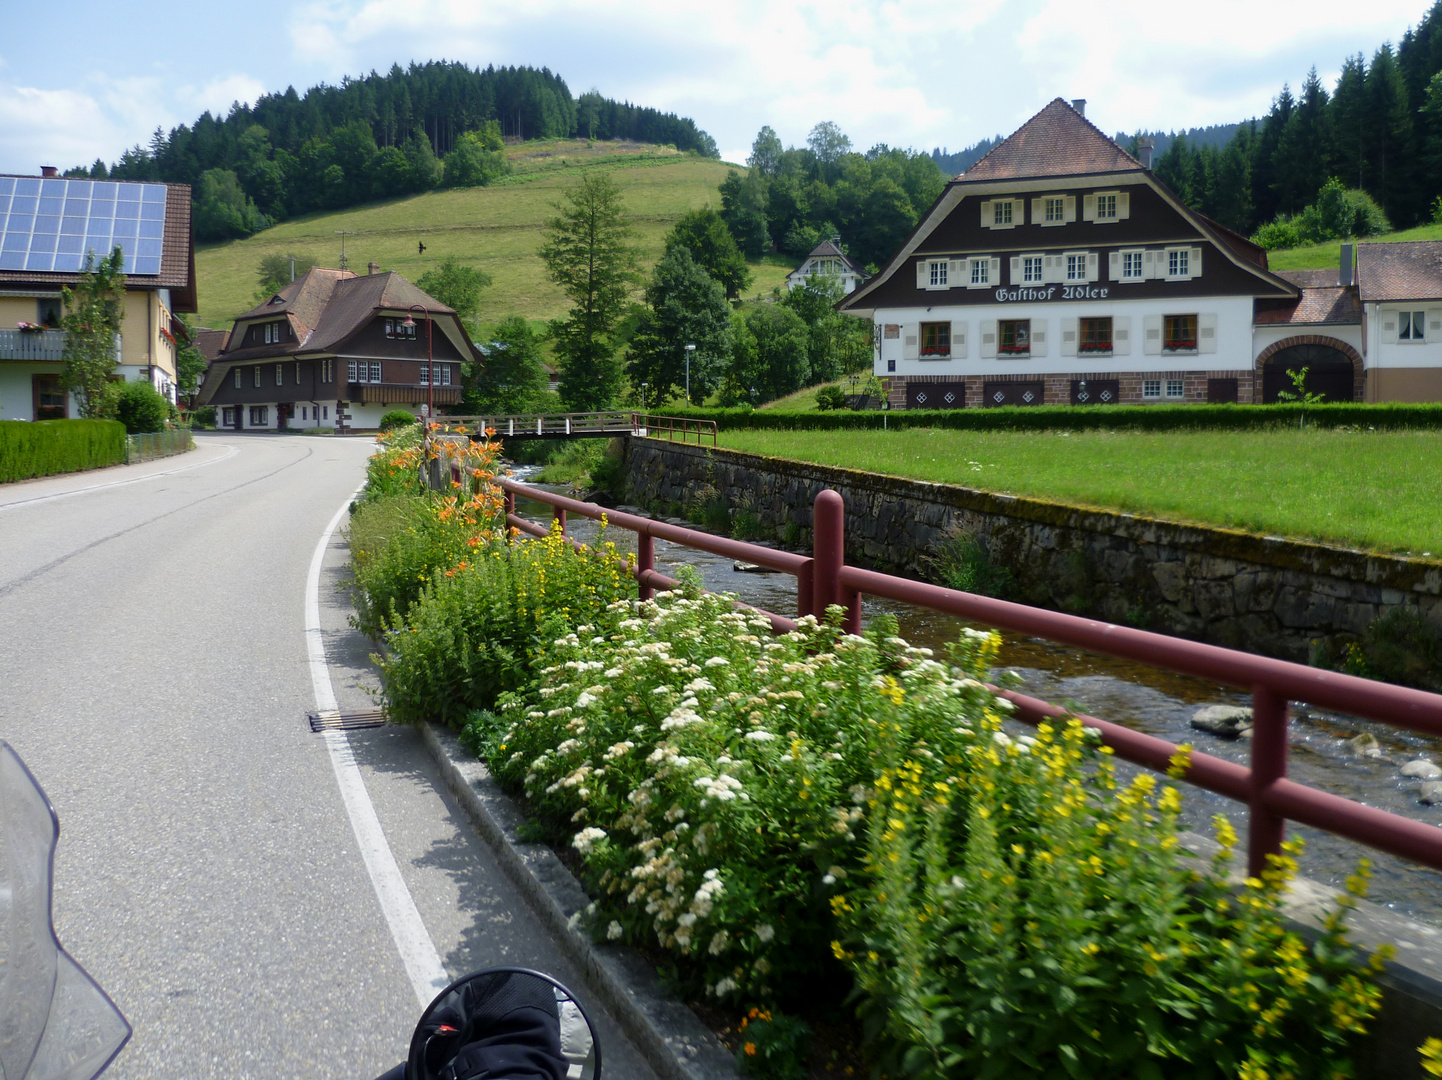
[624,439,1442,663]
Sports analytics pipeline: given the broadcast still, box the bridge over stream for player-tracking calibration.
[442,412,716,445]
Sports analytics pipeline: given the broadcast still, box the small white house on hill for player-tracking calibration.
[786,238,868,295]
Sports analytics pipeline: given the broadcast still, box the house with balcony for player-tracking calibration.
[0,169,195,420]
[786,238,868,295]
[198,263,480,431]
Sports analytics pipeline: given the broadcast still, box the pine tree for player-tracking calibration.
[1330,54,1370,190]
[539,173,639,410]
[1273,68,1332,215]
[625,247,733,405]
[1365,43,1414,222]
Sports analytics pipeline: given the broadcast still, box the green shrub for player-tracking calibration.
[379,409,419,432]
[190,405,217,428]
[736,1008,810,1080]
[0,419,127,482]
[644,402,1442,434]
[815,385,847,411]
[923,521,1013,598]
[1339,607,1442,691]
[110,379,169,434]
[378,523,635,725]
[1251,218,1300,251]
[466,577,1386,1073]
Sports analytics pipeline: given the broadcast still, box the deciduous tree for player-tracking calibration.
[664,208,751,298]
[626,247,733,405]
[60,248,126,419]
[416,257,493,329]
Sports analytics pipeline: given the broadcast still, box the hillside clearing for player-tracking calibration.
[194,150,788,331]
[716,427,1442,555]
[1265,221,1442,272]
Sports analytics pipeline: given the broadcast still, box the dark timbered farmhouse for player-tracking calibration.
[839,99,1400,407]
[199,264,481,431]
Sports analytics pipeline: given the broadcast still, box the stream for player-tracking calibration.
[509,475,1442,925]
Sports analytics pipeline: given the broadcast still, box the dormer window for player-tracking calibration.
[384,317,418,340]
[263,322,285,345]
[1083,191,1130,223]
[270,295,285,305]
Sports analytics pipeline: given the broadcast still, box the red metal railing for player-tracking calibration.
[501,480,1442,878]
[633,414,718,446]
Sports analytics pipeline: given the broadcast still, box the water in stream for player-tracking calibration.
[510,479,1442,924]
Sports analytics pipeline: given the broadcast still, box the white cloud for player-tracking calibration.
[0,85,120,171]
[185,75,269,119]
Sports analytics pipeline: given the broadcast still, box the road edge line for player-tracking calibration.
[307,488,450,1008]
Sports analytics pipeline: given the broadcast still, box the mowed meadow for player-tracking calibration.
[719,426,1442,555]
[193,141,793,330]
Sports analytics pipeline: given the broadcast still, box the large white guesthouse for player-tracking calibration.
[840,98,1437,409]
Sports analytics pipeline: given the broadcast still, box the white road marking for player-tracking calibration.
[0,442,240,512]
[307,488,450,1007]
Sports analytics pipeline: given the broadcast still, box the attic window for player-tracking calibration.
[270,296,285,305]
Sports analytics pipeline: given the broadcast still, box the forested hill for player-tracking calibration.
[1114,124,1243,159]
[66,61,718,240]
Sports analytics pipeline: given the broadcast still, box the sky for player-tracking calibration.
[0,0,1433,174]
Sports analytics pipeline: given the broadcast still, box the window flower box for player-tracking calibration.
[1163,339,1197,352]
[997,344,1030,355]
[1077,342,1112,354]
[919,347,950,357]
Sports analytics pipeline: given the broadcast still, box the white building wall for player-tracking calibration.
[873,295,1256,379]
[1363,303,1442,369]
[1252,323,1362,359]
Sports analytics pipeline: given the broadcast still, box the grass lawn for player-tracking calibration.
[1265,220,1442,272]
[194,143,789,331]
[718,426,1442,554]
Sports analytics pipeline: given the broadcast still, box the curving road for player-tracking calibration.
[0,432,656,1079]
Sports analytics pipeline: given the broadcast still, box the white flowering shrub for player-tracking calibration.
[472,589,1005,1000]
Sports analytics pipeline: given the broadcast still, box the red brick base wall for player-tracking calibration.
[886,371,1256,408]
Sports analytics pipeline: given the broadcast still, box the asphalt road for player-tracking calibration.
[0,432,657,1080]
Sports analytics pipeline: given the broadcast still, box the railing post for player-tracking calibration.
[796,558,814,619]
[553,504,567,535]
[814,490,844,626]
[637,532,654,602]
[1248,685,1290,878]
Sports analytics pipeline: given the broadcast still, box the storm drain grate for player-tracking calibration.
[308,709,388,732]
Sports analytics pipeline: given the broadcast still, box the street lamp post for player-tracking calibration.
[640,382,648,414]
[402,304,434,467]
[684,343,696,403]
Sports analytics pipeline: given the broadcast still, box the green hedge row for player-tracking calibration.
[0,419,128,482]
[654,401,1442,432]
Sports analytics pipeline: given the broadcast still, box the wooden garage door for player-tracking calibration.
[906,382,966,410]
[1070,379,1119,405]
[1262,345,1355,403]
[983,381,1044,407]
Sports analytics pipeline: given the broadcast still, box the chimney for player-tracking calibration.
[367,261,381,276]
[1138,138,1155,169]
[1071,98,1086,118]
[1339,243,1355,287]
[40,165,58,178]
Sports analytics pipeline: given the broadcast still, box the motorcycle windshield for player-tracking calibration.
[0,742,130,1080]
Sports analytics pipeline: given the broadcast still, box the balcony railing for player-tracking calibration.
[0,328,66,362]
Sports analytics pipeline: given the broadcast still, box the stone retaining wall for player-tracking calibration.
[624,439,1442,662]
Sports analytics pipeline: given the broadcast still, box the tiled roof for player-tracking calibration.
[218,267,461,359]
[1356,241,1442,302]
[1275,268,1343,289]
[1254,286,1361,325]
[795,238,865,275]
[0,180,195,311]
[192,328,228,363]
[957,99,1145,183]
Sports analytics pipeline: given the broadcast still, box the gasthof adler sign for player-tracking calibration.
[995,285,1110,302]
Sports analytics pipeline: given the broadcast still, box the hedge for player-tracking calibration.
[0,419,128,483]
[652,401,1442,433]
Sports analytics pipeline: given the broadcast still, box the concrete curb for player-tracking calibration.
[419,721,740,1080]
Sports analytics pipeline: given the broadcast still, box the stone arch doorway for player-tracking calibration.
[1255,336,1362,403]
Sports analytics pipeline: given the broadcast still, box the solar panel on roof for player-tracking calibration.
[0,178,167,275]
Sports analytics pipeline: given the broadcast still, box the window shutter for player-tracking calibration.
[1086,252,1100,282]
[954,322,968,359]
[1082,194,1097,222]
[1117,191,1130,219]
[1113,316,1131,356]
[1031,319,1047,358]
[1064,195,1077,223]
[980,200,993,227]
[1144,250,1163,280]
[948,258,964,286]
[1190,247,1203,278]
[1031,197,1044,222]
[1381,311,1399,344]
[1143,315,1162,355]
[989,256,1002,285]
[1060,317,1078,357]
[1198,313,1217,354]
[1108,251,1121,280]
[1009,256,1022,283]
[903,324,920,361]
[916,261,929,289]
[1042,254,1059,284]
[980,320,998,359]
